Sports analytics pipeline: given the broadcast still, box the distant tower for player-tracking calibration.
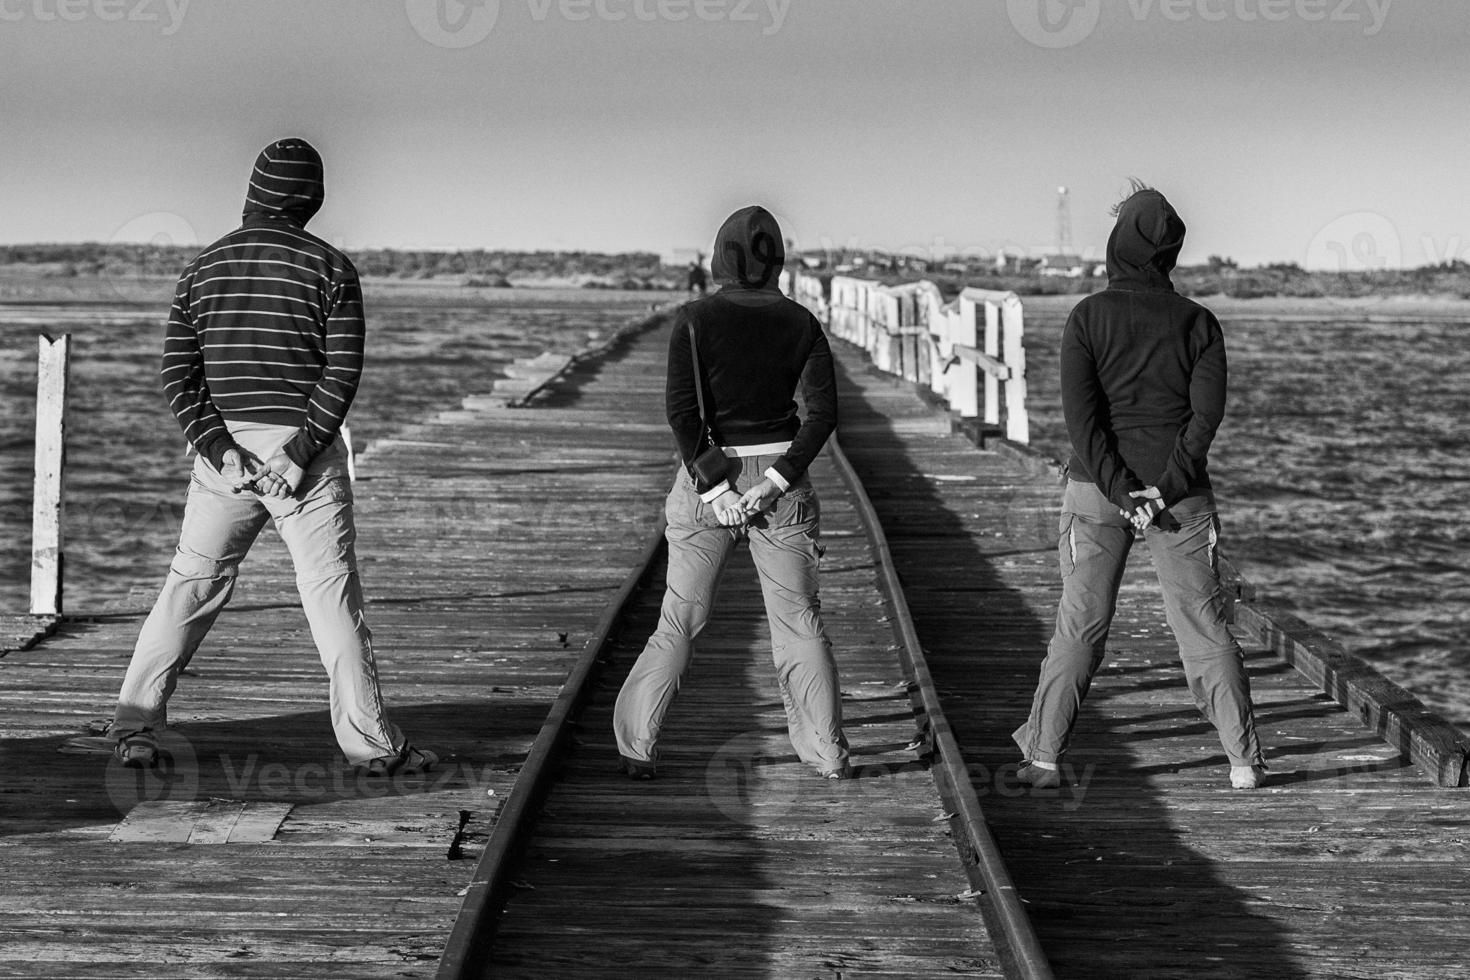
[1055,186,1073,256]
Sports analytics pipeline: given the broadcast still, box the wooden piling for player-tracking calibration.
[30,333,70,617]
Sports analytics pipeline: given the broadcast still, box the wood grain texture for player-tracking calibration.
[829,338,1470,980]
[0,310,676,978]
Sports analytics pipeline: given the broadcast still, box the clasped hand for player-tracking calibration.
[221,448,299,499]
[1121,485,1165,533]
[712,478,782,527]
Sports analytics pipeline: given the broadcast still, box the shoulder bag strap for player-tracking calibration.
[688,323,717,449]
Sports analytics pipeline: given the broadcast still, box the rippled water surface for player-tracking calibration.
[3,289,1466,730]
[0,286,660,614]
[1019,296,1470,729]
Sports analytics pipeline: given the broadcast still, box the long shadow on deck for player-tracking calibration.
[0,699,547,839]
[833,353,1311,980]
[486,543,787,977]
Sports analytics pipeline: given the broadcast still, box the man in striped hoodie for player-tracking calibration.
[110,138,434,776]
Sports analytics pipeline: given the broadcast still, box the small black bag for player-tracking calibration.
[687,324,729,487]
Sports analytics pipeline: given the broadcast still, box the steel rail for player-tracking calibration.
[828,434,1056,980]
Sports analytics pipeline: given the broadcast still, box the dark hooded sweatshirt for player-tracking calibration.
[1061,189,1226,512]
[665,205,837,497]
[161,138,365,471]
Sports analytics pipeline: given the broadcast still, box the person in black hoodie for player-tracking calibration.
[1013,184,1266,790]
[612,205,850,780]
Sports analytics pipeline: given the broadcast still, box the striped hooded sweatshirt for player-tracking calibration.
[162,138,364,472]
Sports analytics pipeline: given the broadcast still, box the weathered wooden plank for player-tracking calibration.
[1234,601,1470,788]
[0,612,57,653]
[0,300,674,976]
[827,331,1470,980]
[29,332,71,616]
[470,451,1001,977]
[108,800,213,843]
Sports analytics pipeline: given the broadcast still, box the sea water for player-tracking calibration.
[2,289,1466,730]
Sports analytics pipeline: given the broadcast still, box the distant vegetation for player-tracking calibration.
[0,243,681,291]
[834,250,1470,301]
[4,243,1470,299]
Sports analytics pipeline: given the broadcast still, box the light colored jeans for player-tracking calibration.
[1014,479,1264,769]
[112,454,404,764]
[613,454,849,772]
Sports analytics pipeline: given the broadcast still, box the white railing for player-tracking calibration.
[784,270,1029,444]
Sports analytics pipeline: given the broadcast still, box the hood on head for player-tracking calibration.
[1106,188,1185,289]
[711,205,784,290]
[243,138,324,224]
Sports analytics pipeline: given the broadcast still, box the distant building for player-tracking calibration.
[993,248,1037,274]
[1038,253,1090,278]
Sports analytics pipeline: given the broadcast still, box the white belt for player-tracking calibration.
[722,441,792,457]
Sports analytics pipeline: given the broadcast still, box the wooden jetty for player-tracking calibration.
[806,273,1470,979]
[0,313,681,977]
[3,280,1468,979]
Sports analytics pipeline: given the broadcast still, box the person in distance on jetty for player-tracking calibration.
[108,138,434,776]
[687,253,708,295]
[1013,182,1267,791]
[613,205,850,780]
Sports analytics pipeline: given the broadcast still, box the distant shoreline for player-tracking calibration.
[5,270,1470,319]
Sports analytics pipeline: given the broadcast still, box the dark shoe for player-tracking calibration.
[114,736,159,769]
[617,755,656,780]
[362,743,438,777]
[1017,762,1062,789]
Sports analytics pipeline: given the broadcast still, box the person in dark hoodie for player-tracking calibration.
[612,205,850,780]
[109,138,434,776]
[1013,183,1266,790]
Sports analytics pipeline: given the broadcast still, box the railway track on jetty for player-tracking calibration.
[436,419,1052,976]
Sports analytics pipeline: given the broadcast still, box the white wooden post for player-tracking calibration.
[983,299,1001,427]
[928,292,949,401]
[1002,298,1030,443]
[953,296,979,418]
[875,291,895,373]
[31,333,71,616]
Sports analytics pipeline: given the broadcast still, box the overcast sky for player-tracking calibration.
[3,0,1465,268]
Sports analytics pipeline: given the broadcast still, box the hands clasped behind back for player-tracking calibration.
[220,447,296,499]
[711,477,784,527]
